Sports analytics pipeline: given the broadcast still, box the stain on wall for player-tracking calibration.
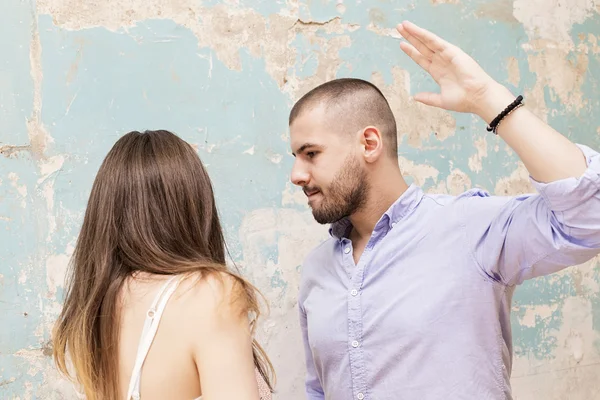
[1,1,599,399]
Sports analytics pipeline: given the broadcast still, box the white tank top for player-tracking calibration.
[126,275,202,400]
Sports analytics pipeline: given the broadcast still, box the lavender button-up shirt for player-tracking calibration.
[298,144,600,400]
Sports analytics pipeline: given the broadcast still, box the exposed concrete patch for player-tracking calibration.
[524,41,589,114]
[431,0,460,4]
[46,253,70,298]
[398,156,440,187]
[14,346,80,399]
[8,172,28,209]
[366,24,402,39]
[28,2,52,158]
[36,1,359,95]
[494,160,535,196]
[512,295,600,400]
[514,0,598,47]
[37,155,65,244]
[372,67,456,148]
[0,144,32,158]
[285,34,353,99]
[0,377,17,387]
[238,207,328,399]
[445,168,473,195]
[513,1,599,115]
[468,136,488,173]
[519,304,559,328]
[475,0,519,24]
[506,56,521,87]
[281,182,306,206]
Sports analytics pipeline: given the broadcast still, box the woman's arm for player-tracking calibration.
[191,273,260,400]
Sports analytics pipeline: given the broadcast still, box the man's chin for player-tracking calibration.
[311,209,345,225]
[311,210,329,225]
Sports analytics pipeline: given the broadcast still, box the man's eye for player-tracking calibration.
[307,152,317,158]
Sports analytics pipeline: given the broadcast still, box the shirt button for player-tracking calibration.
[391,222,396,227]
[351,289,358,296]
[344,247,351,254]
[351,340,359,348]
[357,393,364,399]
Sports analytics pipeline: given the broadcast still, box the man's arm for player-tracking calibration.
[473,83,587,183]
[396,21,600,283]
[396,20,587,183]
[460,166,600,285]
[299,302,326,399]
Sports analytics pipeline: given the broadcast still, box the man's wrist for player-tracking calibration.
[472,82,518,125]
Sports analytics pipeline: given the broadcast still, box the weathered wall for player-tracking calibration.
[1,0,599,399]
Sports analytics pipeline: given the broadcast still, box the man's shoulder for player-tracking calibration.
[422,186,536,220]
[415,188,491,215]
[424,187,494,204]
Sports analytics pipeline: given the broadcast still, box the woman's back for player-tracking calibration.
[51,130,274,399]
[118,274,202,399]
[118,272,272,399]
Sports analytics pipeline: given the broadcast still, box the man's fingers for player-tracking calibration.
[400,21,448,53]
[399,42,431,71]
[396,24,434,60]
[413,92,443,108]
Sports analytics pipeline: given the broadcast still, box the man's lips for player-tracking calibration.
[303,188,321,197]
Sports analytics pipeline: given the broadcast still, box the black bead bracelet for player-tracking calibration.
[486,95,524,134]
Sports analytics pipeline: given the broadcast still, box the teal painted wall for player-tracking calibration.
[1,1,599,398]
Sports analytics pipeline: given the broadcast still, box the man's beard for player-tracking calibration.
[307,155,369,225]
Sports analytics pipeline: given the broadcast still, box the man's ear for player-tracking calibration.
[359,126,384,163]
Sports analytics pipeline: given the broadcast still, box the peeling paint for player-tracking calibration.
[398,156,440,187]
[494,161,535,195]
[45,253,69,298]
[431,0,460,5]
[27,5,52,158]
[372,67,456,147]
[506,56,521,87]
[0,144,32,158]
[467,136,488,173]
[525,44,588,113]
[519,304,559,328]
[2,1,600,399]
[476,0,519,25]
[513,0,598,46]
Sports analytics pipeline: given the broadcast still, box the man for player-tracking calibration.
[289,21,600,400]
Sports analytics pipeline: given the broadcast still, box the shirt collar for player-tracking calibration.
[328,184,424,239]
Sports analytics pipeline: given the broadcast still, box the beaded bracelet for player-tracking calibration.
[486,95,524,135]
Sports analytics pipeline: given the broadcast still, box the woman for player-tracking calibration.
[52,130,274,399]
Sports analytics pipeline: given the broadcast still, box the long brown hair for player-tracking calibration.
[52,130,274,399]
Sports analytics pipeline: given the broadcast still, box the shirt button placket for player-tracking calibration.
[346,240,367,400]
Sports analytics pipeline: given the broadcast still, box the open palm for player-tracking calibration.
[396,21,496,114]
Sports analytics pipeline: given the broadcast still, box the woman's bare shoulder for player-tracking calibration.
[174,270,251,331]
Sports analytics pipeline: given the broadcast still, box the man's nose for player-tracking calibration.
[291,161,310,187]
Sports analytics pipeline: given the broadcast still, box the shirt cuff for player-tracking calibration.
[530,143,600,212]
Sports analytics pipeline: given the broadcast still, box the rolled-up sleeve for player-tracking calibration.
[464,143,600,286]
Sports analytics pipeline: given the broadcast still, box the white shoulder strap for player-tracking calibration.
[126,276,181,400]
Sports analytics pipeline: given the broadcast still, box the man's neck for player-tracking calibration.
[349,170,409,242]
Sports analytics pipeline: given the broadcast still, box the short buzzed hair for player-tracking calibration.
[289,78,398,158]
